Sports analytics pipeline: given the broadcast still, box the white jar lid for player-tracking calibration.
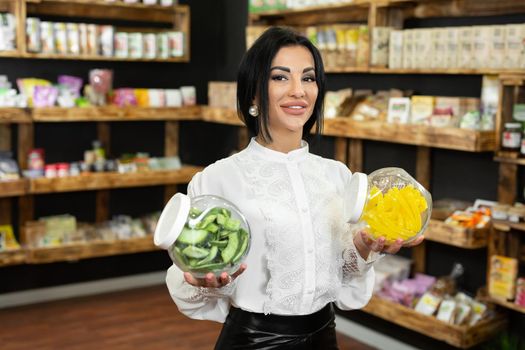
[344,172,368,224]
[154,192,190,249]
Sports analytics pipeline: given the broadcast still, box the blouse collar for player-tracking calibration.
[248,137,309,162]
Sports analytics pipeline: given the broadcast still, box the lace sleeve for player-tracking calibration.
[175,276,238,303]
[340,225,383,283]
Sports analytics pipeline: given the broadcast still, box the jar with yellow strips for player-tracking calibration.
[343,167,432,245]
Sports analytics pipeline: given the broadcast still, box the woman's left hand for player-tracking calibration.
[353,231,425,260]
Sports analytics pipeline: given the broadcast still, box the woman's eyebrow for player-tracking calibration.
[270,66,315,73]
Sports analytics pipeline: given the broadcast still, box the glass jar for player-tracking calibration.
[502,122,522,151]
[344,167,432,245]
[154,193,251,278]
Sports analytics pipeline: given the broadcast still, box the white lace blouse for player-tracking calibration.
[166,138,376,323]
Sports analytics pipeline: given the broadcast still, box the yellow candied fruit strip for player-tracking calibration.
[362,184,428,242]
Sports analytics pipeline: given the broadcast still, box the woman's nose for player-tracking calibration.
[289,78,305,98]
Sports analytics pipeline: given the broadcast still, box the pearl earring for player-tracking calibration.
[248,105,259,117]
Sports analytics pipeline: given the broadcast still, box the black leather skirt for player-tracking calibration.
[214,303,338,350]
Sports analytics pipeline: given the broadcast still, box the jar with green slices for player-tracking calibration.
[154,193,251,278]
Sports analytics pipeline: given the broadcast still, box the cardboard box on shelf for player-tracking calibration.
[458,26,473,69]
[431,28,447,69]
[402,29,414,69]
[504,24,525,69]
[388,30,403,69]
[411,95,435,124]
[371,27,391,67]
[356,25,369,68]
[472,26,493,69]
[490,25,506,69]
[488,255,518,300]
[444,27,459,69]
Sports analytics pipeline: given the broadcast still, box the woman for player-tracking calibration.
[166,26,424,349]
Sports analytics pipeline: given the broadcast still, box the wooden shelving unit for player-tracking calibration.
[0,180,28,198]
[11,53,189,63]
[492,220,525,233]
[32,106,202,122]
[424,219,489,249]
[25,235,158,264]
[487,297,525,315]
[0,249,27,267]
[363,296,507,349]
[0,108,32,123]
[29,166,203,194]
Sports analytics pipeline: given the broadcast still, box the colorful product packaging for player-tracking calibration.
[26,17,41,53]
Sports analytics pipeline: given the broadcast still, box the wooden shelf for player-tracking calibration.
[494,153,525,166]
[249,0,371,18]
[201,106,243,126]
[0,179,28,198]
[0,108,32,123]
[488,296,525,315]
[29,166,203,194]
[26,1,188,24]
[424,219,488,249]
[323,118,495,152]
[32,106,201,122]
[368,67,525,76]
[26,235,158,264]
[0,249,27,267]
[8,52,189,63]
[362,295,507,349]
[492,220,525,233]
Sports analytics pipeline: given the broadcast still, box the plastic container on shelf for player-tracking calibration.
[154,193,251,277]
[344,167,432,245]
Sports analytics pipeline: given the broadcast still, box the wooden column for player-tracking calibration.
[413,146,432,273]
[18,123,34,229]
[497,162,518,205]
[348,139,363,173]
[164,121,179,202]
[334,137,347,164]
[0,125,12,224]
[96,122,110,223]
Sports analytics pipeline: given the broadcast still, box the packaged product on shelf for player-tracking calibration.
[17,78,51,107]
[0,151,20,180]
[454,297,472,325]
[468,300,487,326]
[489,255,518,300]
[135,88,149,106]
[0,13,16,51]
[88,69,113,105]
[402,29,414,69]
[79,23,88,55]
[160,0,175,5]
[44,164,57,178]
[356,25,369,68]
[148,89,165,107]
[344,26,358,67]
[472,26,493,69]
[436,299,456,323]
[26,17,41,53]
[180,86,196,106]
[156,32,169,59]
[0,225,20,251]
[128,32,143,58]
[516,278,525,307]
[143,0,158,4]
[165,88,182,107]
[324,88,352,119]
[501,122,521,152]
[444,27,459,69]
[87,24,98,55]
[415,292,442,316]
[54,22,68,55]
[490,25,506,69]
[33,85,58,107]
[387,97,410,124]
[168,31,184,57]
[99,25,115,57]
[40,21,55,54]
[388,30,403,69]
[431,28,447,69]
[114,32,129,58]
[458,26,473,69]
[334,25,347,67]
[431,263,464,297]
[40,214,77,246]
[208,81,237,110]
[67,23,80,55]
[113,88,137,106]
[370,27,391,67]
[413,29,433,69]
[143,33,157,59]
[410,96,435,124]
[504,24,525,69]
[58,75,83,98]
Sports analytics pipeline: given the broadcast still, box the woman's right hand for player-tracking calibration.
[183,263,247,288]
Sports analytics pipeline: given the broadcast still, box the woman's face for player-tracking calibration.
[266,45,318,138]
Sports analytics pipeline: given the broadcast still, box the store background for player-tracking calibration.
[0,0,524,349]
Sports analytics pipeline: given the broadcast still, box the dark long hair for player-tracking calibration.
[236,26,326,143]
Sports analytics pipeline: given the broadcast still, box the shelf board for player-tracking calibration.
[0,179,28,198]
[201,106,243,126]
[494,152,525,165]
[2,52,189,63]
[323,118,495,152]
[0,249,27,267]
[249,0,371,18]
[492,220,525,233]
[26,1,188,24]
[326,67,525,75]
[26,235,158,264]
[424,219,488,249]
[32,106,201,122]
[0,50,20,58]
[362,295,507,349]
[29,166,203,194]
[0,108,32,123]
[488,296,525,314]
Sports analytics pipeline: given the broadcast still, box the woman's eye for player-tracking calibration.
[303,75,316,82]
[271,75,287,81]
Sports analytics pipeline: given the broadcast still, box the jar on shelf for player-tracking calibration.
[344,167,432,245]
[154,193,251,277]
[502,122,522,152]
